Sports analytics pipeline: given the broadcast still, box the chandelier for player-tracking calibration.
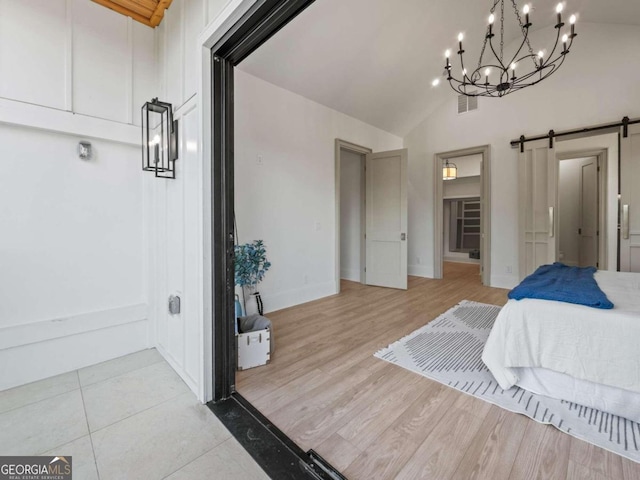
[442,1,577,98]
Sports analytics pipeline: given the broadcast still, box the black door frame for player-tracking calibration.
[210,0,316,402]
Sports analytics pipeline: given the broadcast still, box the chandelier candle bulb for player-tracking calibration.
[523,4,530,26]
[458,33,464,52]
[562,33,568,52]
[569,14,576,36]
[489,13,495,35]
[556,2,563,25]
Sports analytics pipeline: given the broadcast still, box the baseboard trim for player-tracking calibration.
[490,274,519,289]
[0,319,149,391]
[252,282,337,315]
[340,268,359,282]
[443,256,480,265]
[408,265,432,278]
[0,304,148,350]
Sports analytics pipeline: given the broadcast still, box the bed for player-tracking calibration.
[482,270,640,423]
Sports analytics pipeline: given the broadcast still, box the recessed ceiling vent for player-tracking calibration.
[458,93,478,114]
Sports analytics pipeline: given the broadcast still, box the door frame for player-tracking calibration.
[556,149,608,270]
[433,145,491,285]
[203,0,317,403]
[334,139,371,293]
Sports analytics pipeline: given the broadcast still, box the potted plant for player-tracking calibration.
[234,240,271,315]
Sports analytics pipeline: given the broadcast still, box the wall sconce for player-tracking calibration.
[142,98,178,179]
[443,159,457,180]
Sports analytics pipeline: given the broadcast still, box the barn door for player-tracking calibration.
[518,138,557,279]
[620,123,640,272]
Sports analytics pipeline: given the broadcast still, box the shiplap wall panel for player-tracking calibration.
[0,0,67,109]
[72,0,130,122]
[164,1,184,108]
[181,104,201,388]
[133,21,157,126]
[184,0,204,101]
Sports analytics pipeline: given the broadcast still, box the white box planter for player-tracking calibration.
[237,328,271,370]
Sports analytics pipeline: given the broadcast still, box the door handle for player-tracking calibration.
[548,207,554,238]
[401,233,406,241]
[623,204,630,240]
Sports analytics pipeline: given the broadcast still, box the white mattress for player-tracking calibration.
[482,270,640,395]
[515,366,640,423]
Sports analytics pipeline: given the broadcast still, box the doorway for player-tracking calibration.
[434,146,491,285]
[557,151,607,269]
[335,141,409,292]
[335,140,370,290]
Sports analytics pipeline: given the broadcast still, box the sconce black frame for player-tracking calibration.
[141,98,179,179]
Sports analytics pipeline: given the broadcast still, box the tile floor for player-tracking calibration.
[0,349,270,480]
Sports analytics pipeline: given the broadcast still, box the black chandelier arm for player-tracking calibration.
[544,24,564,66]
[457,50,469,84]
[510,0,537,65]
[487,32,508,72]
[505,24,534,73]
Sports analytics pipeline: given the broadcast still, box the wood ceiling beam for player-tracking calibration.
[149,0,173,27]
[110,0,155,17]
[91,0,173,28]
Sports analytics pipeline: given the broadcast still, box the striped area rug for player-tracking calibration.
[374,300,640,463]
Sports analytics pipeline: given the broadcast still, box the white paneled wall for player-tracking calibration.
[0,0,68,109]
[0,0,157,390]
[72,0,131,122]
[150,0,234,399]
[0,0,155,129]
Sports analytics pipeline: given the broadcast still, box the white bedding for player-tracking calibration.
[482,270,640,395]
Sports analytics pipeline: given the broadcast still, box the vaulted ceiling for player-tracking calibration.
[238,0,640,136]
[91,0,173,27]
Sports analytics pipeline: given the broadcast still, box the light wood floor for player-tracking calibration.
[237,262,640,479]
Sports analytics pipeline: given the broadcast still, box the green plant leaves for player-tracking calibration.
[234,240,271,289]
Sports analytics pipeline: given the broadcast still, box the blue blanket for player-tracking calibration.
[508,262,614,309]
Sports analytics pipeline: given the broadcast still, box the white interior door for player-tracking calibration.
[518,139,557,279]
[620,124,640,272]
[365,149,408,289]
[578,157,599,268]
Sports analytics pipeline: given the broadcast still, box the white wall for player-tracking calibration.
[234,69,402,313]
[404,23,640,288]
[0,0,156,390]
[340,149,364,282]
[558,158,583,266]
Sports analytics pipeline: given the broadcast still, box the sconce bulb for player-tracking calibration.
[523,4,530,14]
[556,3,563,13]
[458,32,464,42]
[488,14,495,24]
[569,14,576,24]
[432,78,440,87]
